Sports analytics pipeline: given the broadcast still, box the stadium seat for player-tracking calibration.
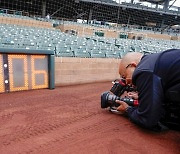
[73,48,91,58]
[55,45,74,57]
[90,48,106,58]
[105,50,120,58]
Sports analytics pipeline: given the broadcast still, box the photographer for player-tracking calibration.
[116,49,180,131]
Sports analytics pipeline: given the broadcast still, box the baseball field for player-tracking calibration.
[0,82,179,154]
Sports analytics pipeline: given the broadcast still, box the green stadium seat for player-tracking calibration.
[55,45,74,57]
[90,49,106,58]
[73,48,91,58]
[56,51,74,57]
[106,50,120,58]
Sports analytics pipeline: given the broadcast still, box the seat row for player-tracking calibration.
[0,23,180,59]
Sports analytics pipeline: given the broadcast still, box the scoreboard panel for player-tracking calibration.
[0,48,55,93]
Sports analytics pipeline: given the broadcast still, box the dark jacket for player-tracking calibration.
[126,49,180,131]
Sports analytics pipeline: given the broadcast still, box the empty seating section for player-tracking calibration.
[0,23,180,58]
[0,24,57,50]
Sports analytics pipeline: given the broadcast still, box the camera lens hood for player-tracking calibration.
[101,91,110,108]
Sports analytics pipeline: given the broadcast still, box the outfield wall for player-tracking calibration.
[55,57,120,86]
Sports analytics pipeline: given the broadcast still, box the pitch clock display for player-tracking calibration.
[0,48,55,93]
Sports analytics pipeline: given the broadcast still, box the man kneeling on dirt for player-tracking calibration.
[116,49,180,131]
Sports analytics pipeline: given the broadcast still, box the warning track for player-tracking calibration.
[0,82,179,154]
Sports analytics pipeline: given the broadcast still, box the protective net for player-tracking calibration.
[0,0,179,58]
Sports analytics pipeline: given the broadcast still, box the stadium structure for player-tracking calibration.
[0,1,179,154]
[0,0,180,87]
[1,0,179,27]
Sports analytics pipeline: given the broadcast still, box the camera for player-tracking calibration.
[110,78,136,96]
[101,79,138,113]
[101,91,138,108]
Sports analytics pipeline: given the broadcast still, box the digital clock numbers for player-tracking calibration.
[0,48,54,93]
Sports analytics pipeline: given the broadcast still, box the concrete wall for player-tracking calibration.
[171,36,180,41]
[57,24,120,38]
[146,33,171,40]
[55,57,120,86]
[0,16,53,28]
[127,31,171,40]
[58,23,176,40]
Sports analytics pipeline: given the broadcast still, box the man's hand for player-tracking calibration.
[115,100,129,114]
[127,92,138,99]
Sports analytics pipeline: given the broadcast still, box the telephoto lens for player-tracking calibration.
[101,91,138,109]
[101,91,119,108]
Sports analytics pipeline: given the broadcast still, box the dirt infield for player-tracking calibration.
[0,82,179,154]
